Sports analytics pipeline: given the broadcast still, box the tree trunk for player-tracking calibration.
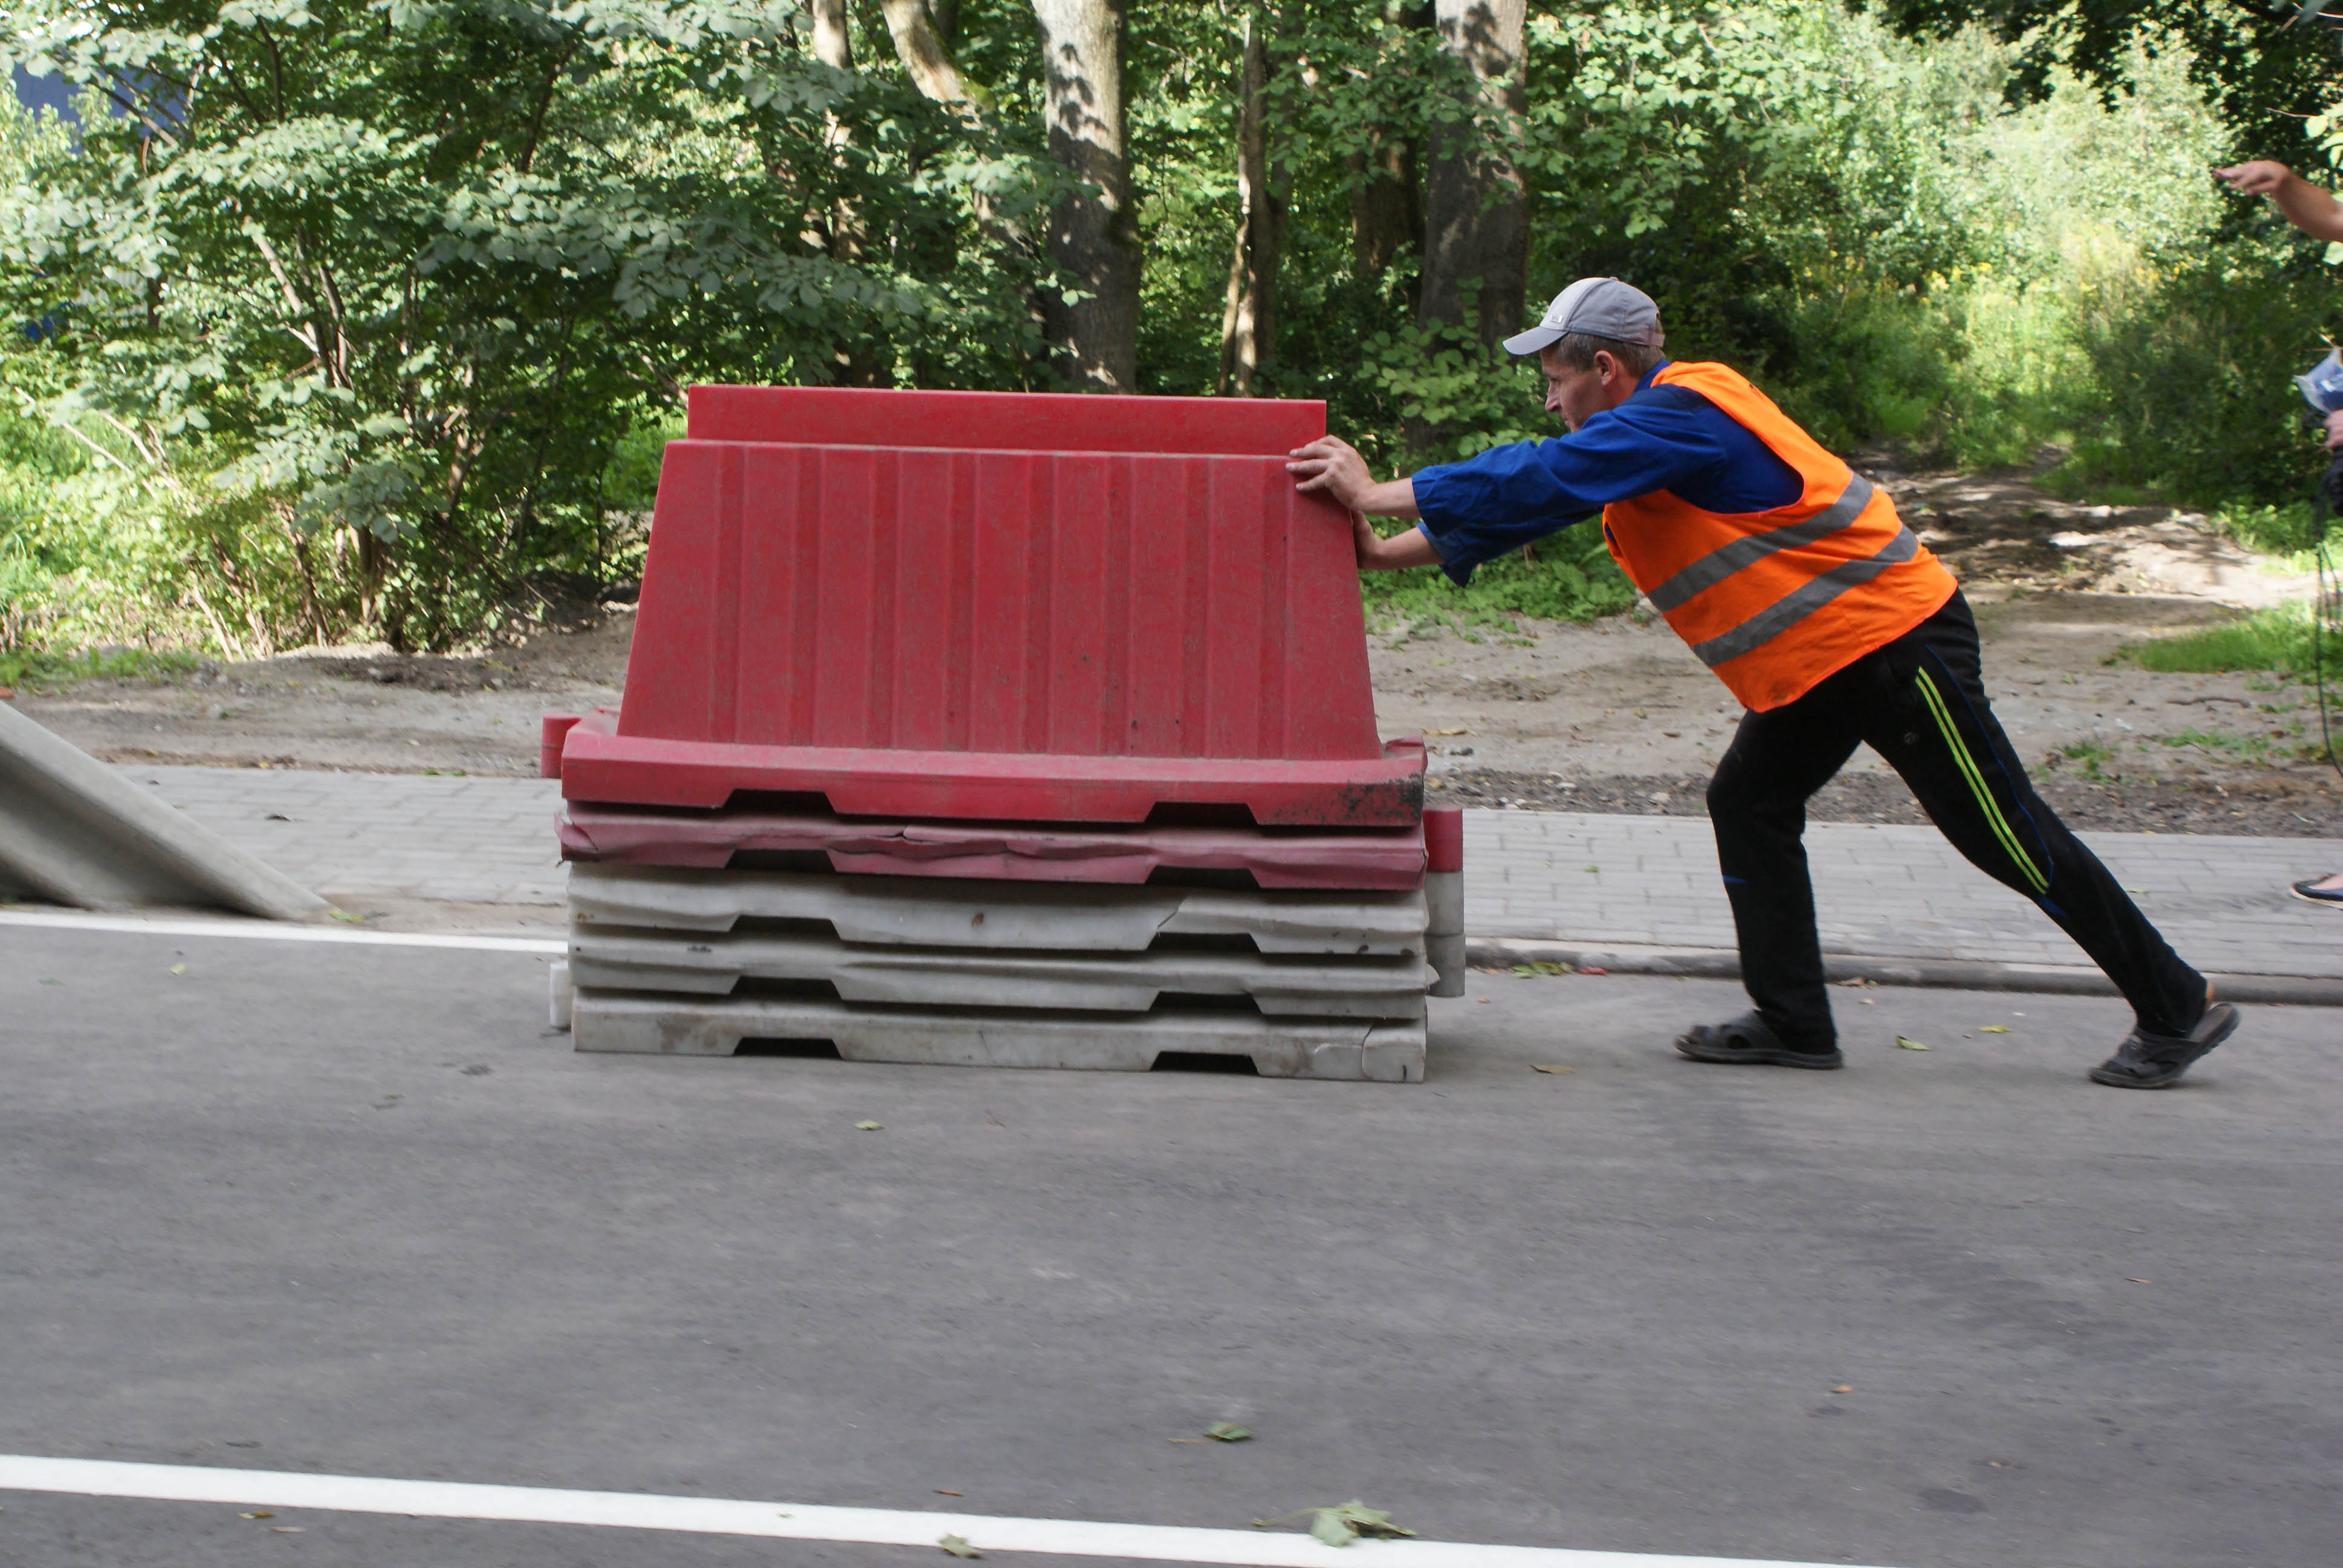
[879,0,972,108]
[811,0,853,73]
[1348,136,1418,281]
[1217,10,1286,396]
[1418,0,1526,348]
[811,0,881,384]
[1352,2,1429,284]
[1032,0,1139,392]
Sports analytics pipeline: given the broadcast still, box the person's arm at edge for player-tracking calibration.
[2214,160,2343,242]
[1284,436,1439,570]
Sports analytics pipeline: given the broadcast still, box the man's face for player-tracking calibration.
[1540,348,1615,431]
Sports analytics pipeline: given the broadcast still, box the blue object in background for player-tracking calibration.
[2297,347,2343,414]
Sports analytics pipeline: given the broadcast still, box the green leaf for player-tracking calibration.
[1895,1036,1930,1051]
[1204,1422,1250,1442]
[937,1535,980,1558]
[1257,1502,1415,1549]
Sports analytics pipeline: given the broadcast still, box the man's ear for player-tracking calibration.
[1593,350,1621,385]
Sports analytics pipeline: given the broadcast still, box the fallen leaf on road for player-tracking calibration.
[169,963,188,975]
[270,1526,303,1534]
[1831,1385,1852,1394]
[1425,727,1470,736]
[854,1120,883,1131]
[1532,1064,1574,1074]
[1255,1502,1416,1548]
[240,1511,274,1519]
[939,1534,981,1558]
[1979,1025,2011,1033]
[2125,1278,2150,1284]
[1579,965,1608,976]
[328,909,364,923]
[935,1489,963,1496]
[1896,1036,1930,1051]
[1205,1422,1251,1442]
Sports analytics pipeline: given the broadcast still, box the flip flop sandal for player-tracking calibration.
[2289,877,2343,907]
[1674,1010,1844,1070]
[2088,1001,2240,1089]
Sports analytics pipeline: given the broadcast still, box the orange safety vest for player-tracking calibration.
[1600,361,1956,711]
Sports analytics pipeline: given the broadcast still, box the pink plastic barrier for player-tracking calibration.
[555,387,1423,827]
[556,799,1427,890]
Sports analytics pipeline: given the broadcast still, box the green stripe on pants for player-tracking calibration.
[1915,667,2048,895]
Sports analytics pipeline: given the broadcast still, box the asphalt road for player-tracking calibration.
[2,926,2338,1568]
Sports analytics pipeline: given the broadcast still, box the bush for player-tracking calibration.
[2062,258,2338,509]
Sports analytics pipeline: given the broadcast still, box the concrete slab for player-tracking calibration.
[566,928,1429,1018]
[568,990,1427,1080]
[571,863,1430,953]
[2,926,2339,1566]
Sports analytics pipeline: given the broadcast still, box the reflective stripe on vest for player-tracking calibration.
[1598,361,1955,711]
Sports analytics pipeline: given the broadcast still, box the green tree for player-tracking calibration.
[1,0,1050,648]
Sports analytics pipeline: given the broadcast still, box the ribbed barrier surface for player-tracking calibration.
[557,387,1422,825]
[555,797,1426,889]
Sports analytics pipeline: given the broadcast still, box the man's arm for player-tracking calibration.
[1285,436,1439,570]
[2214,161,2343,242]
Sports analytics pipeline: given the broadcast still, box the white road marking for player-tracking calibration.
[0,1455,1889,1568]
[0,909,562,954]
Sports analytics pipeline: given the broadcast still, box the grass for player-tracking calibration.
[0,644,197,692]
[2126,601,2338,676]
[2059,739,2118,777]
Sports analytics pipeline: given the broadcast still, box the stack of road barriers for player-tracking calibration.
[542,386,1463,1082]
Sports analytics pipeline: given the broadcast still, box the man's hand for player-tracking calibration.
[1286,434,1432,569]
[2214,160,2293,197]
[1285,436,1378,509]
[2323,408,2343,453]
[2214,159,2343,240]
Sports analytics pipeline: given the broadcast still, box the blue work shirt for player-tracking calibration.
[1409,362,1803,586]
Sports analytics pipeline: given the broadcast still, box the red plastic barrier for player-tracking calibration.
[557,800,1426,890]
[559,389,1423,826]
[686,384,1326,456]
[1423,807,1464,873]
[540,713,583,780]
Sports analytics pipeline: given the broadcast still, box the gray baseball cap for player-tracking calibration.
[1502,277,1664,356]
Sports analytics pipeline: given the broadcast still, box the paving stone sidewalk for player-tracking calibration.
[117,765,2343,981]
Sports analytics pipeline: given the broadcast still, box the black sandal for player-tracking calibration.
[1675,1010,1844,1070]
[2088,1001,2240,1089]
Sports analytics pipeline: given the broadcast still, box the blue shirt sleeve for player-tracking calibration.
[1407,373,1800,586]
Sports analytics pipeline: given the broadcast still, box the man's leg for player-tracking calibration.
[1863,595,2209,1040]
[1704,676,1866,1051]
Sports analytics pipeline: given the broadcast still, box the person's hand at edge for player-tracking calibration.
[2214,160,2293,197]
[2324,409,2343,452]
[2213,160,2343,241]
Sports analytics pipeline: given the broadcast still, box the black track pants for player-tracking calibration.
[1705,590,2206,1048]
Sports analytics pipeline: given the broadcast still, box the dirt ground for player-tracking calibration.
[14,462,2342,838]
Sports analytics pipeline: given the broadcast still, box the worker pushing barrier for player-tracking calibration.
[546,384,1463,1082]
[1286,277,2236,1089]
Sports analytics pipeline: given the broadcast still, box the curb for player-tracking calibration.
[1465,938,2343,1009]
